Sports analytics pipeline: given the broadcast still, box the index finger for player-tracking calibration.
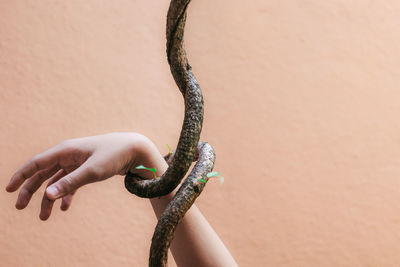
[6,143,67,192]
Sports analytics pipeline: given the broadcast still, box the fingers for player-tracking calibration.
[39,192,55,221]
[40,193,75,221]
[15,164,60,210]
[45,159,101,200]
[39,169,76,220]
[39,193,76,220]
[60,192,75,211]
[6,143,68,192]
[39,169,66,220]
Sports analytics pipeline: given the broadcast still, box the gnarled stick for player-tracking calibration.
[124,0,202,198]
[124,0,215,266]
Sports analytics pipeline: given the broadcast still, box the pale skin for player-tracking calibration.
[5,132,238,267]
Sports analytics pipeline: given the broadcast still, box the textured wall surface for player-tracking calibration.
[2,1,400,266]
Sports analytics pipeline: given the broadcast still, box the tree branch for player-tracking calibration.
[124,1,215,266]
[124,0,203,198]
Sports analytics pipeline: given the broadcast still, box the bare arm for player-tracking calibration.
[5,132,237,266]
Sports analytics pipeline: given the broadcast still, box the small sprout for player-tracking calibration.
[135,164,157,178]
[166,144,172,154]
[206,171,221,178]
[199,171,224,184]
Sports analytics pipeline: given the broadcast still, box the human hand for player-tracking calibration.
[5,132,150,220]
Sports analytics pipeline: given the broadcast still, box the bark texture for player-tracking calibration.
[124,0,203,198]
[124,0,214,266]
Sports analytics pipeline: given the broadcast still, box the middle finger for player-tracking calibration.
[15,164,60,210]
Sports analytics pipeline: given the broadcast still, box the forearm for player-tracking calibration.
[150,192,237,266]
[136,138,237,266]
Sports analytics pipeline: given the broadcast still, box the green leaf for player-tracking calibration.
[166,144,172,154]
[135,165,157,178]
[207,171,221,178]
[200,179,207,183]
[204,171,224,185]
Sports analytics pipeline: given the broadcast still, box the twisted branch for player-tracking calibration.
[149,142,215,266]
[124,0,202,198]
[124,0,214,266]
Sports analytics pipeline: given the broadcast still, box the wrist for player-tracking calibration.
[122,132,177,218]
[126,133,169,179]
[150,185,179,219]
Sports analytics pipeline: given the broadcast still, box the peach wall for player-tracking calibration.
[2,1,400,266]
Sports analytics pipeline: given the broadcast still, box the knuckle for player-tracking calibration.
[27,156,40,171]
[24,183,35,195]
[59,176,73,192]
[20,187,30,199]
[30,155,39,162]
[37,170,45,181]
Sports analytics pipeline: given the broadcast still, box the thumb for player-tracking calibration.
[46,161,101,200]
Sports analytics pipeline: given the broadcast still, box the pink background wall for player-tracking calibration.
[2,1,400,266]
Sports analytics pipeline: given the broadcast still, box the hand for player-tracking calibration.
[5,132,149,220]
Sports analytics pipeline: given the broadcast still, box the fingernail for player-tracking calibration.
[46,186,59,198]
